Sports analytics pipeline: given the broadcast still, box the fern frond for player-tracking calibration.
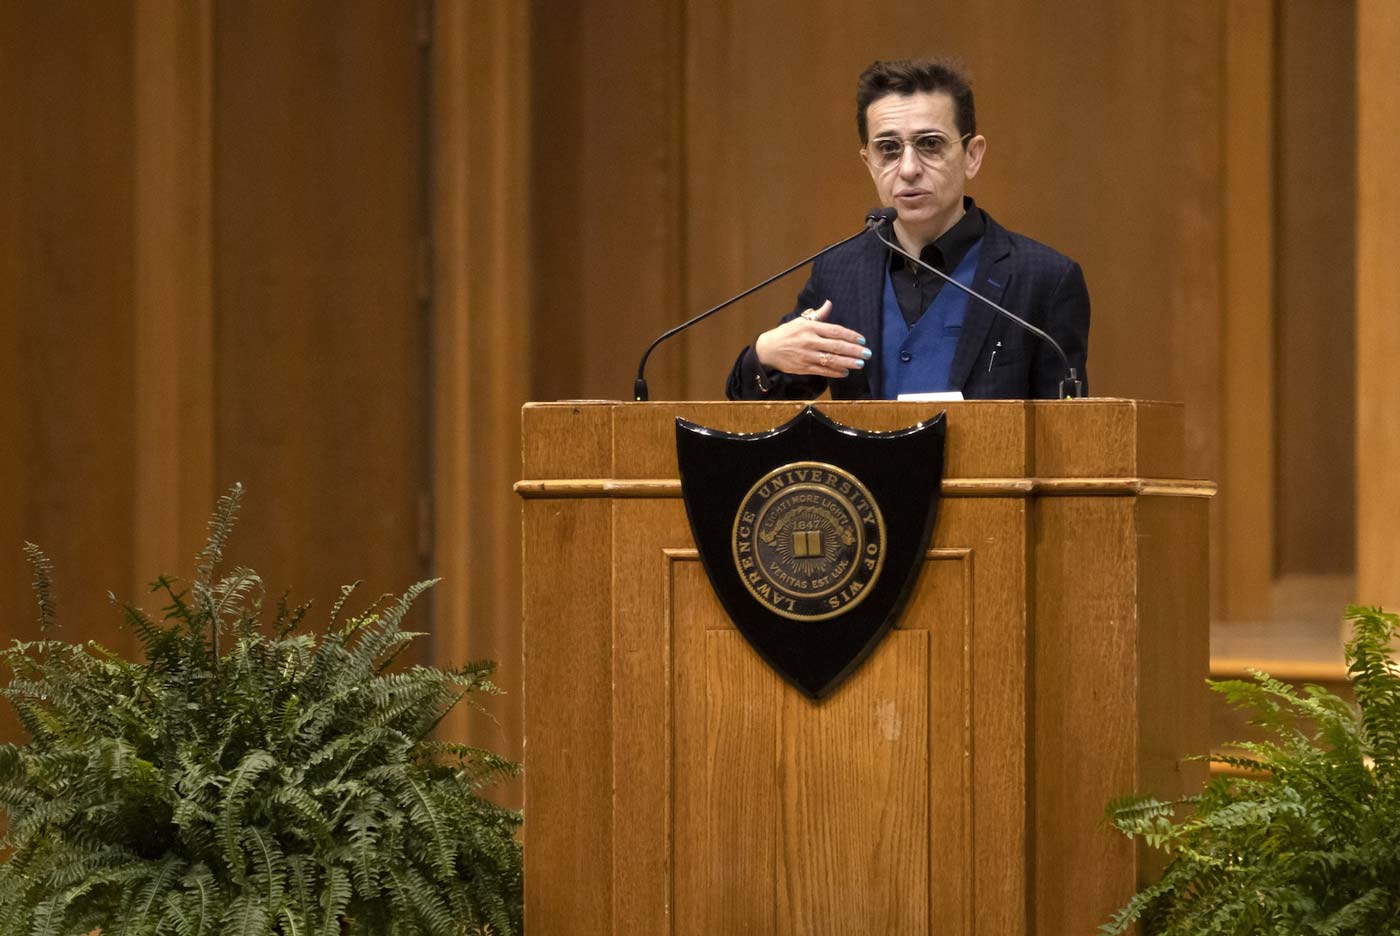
[211,568,264,629]
[277,906,305,936]
[0,742,23,783]
[243,826,286,908]
[29,891,70,936]
[218,750,276,877]
[181,863,217,936]
[158,898,194,936]
[318,863,352,936]
[272,590,311,639]
[282,854,317,934]
[326,581,362,632]
[396,774,456,879]
[23,542,58,633]
[126,854,188,934]
[269,786,328,845]
[400,864,457,936]
[344,806,383,894]
[1347,606,1400,776]
[220,893,270,936]
[194,484,243,594]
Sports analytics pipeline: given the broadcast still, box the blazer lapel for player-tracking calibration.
[948,216,1012,393]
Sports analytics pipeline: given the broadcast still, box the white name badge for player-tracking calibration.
[895,391,965,402]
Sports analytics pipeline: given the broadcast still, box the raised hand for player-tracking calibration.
[753,301,870,378]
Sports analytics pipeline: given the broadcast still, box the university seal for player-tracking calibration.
[732,462,885,621]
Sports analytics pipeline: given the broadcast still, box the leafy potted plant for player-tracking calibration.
[1103,606,1400,935]
[0,485,522,935]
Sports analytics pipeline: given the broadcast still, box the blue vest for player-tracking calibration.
[879,240,982,399]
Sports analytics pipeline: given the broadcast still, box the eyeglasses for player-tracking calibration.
[863,132,971,170]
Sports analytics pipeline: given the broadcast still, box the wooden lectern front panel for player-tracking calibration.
[671,556,938,936]
[600,495,1027,936]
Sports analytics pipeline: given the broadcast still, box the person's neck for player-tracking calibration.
[893,202,965,257]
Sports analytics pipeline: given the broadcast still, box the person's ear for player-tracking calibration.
[964,135,986,181]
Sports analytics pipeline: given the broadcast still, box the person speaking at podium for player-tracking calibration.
[726,57,1090,401]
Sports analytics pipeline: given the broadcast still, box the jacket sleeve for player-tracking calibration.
[1031,260,1090,399]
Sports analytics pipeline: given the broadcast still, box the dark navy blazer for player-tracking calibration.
[724,210,1090,400]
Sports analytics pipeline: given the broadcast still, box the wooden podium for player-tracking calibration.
[517,400,1211,935]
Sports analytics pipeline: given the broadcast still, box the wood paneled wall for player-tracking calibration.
[1357,0,1400,611]
[429,0,531,769]
[212,1,426,600]
[133,0,215,595]
[527,0,686,402]
[0,2,138,670]
[0,1,428,742]
[1220,0,1276,620]
[1275,0,1355,577]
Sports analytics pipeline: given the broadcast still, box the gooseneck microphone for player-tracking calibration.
[866,206,1085,399]
[632,214,882,401]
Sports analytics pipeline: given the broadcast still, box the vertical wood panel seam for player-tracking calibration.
[1022,494,1036,936]
[611,497,620,932]
[1217,0,1229,612]
[960,547,975,935]
[1268,0,1286,584]
[1355,1,1400,609]
[132,0,215,605]
[415,0,434,583]
[662,548,683,936]
[429,0,472,737]
[1220,0,1277,619]
[671,0,689,394]
[664,548,698,935]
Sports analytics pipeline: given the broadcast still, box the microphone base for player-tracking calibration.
[1058,377,1085,399]
[633,378,650,402]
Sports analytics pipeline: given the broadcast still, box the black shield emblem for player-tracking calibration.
[676,406,945,699]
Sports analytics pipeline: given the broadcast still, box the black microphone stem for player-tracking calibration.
[869,220,1084,399]
[633,225,872,401]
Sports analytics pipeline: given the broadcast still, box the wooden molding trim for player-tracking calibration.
[1209,659,1349,683]
[514,477,1217,499]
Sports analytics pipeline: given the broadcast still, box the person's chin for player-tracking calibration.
[895,199,940,225]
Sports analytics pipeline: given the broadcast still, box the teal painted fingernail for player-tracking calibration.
[841,369,850,377]
[853,360,865,369]
[861,348,872,359]
[857,336,867,345]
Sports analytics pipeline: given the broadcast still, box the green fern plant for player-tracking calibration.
[1103,606,1400,935]
[0,485,522,935]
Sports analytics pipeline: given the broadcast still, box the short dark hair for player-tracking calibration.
[855,58,976,143]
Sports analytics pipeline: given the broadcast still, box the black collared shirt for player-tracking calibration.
[889,199,985,327]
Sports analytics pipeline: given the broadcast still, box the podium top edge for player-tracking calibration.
[522,398,1184,409]
[520,399,1197,484]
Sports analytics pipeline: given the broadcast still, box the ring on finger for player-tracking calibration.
[820,351,832,367]
[800,309,821,321]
